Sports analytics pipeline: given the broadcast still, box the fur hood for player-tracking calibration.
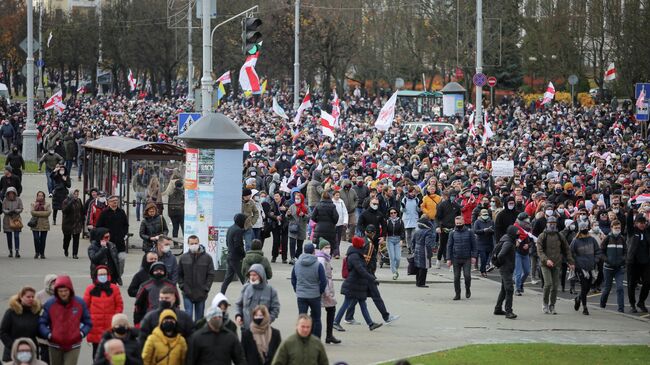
[9,293,41,315]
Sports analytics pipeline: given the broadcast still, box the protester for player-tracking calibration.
[4,337,47,365]
[331,189,349,257]
[494,226,519,319]
[4,148,25,181]
[626,215,650,313]
[178,235,215,321]
[221,213,248,294]
[267,192,288,263]
[50,165,70,225]
[153,236,179,285]
[412,218,436,287]
[242,188,260,251]
[473,208,495,277]
[133,262,179,325]
[96,195,129,275]
[599,220,627,313]
[315,238,341,344]
[447,216,478,300]
[537,216,575,314]
[311,191,339,253]
[571,220,601,315]
[29,191,51,260]
[3,187,23,259]
[139,202,168,252]
[37,149,63,196]
[141,310,187,365]
[0,287,41,362]
[127,252,158,298]
[145,176,163,215]
[166,179,185,238]
[242,238,273,280]
[185,306,246,365]
[94,314,143,365]
[272,314,328,365]
[291,243,327,338]
[82,265,124,358]
[285,192,310,264]
[234,264,280,331]
[88,228,123,286]
[61,189,83,259]
[241,305,282,365]
[0,166,22,201]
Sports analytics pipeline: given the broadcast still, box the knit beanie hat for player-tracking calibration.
[318,237,330,250]
[351,236,365,249]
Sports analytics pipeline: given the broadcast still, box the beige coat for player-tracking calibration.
[30,201,52,231]
[2,188,23,232]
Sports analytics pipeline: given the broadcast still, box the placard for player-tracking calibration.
[492,160,514,177]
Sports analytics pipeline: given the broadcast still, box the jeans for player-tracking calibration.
[541,265,560,306]
[355,207,363,236]
[627,263,650,307]
[64,160,73,176]
[405,228,415,251]
[514,252,530,292]
[478,248,492,273]
[453,259,472,295]
[335,296,372,326]
[63,233,80,256]
[220,259,245,294]
[297,297,322,338]
[5,231,19,251]
[243,229,254,252]
[252,227,261,241]
[496,268,514,313]
[48,347,80,365]
[45,168,54,194]
[135,192,146,221]
[346,280,389,321]
[33,231,47,256]
[386,236,401,274]
[1,136,11,152]
[289,237,303,260]
[183,297,206,322]
[169,215,184,238]
[601,266,625,311]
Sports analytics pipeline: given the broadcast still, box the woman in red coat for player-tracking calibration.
[83,265,123,359]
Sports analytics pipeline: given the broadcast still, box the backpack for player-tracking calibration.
[490,240,505,268]
[342,256,349,279]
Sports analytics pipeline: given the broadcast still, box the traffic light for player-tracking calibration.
[242,17,262,55]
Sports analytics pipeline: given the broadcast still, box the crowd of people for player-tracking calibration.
[0,81,649,364]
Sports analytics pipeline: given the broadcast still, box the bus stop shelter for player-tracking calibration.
[397,90,443,115]
[82,136,186,224]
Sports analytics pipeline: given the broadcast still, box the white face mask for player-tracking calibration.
[189,244,199,253]
[16,351,32,363]
[545,210,554,216]
[250,279,260,285]
[557,208,565,214]
[322,248,331,255]
[370,204,379,210]
[161,246,171,253]
[507,203,515,210]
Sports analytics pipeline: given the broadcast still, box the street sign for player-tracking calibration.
[196,0,217,19]
[19,38,40,54]
[455,67,464,79]
[473,73,487,87]
[635,83,650,122]
[178,112,202,135]
[487,76,497,88]
[36,59,45,68]
[568,74,578,85]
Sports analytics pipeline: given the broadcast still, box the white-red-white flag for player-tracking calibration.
[468,112,477,138]
[374,91,398,131]
[637,87,646,109]
[272,97,289,119]
[604,63,617,81]
[293,88,312,125]
[216,70,231,84]
[331,90,341,128]
[482,111,494,144]
[128,69,137,91]
[243,142,262,152]
[320,110,336,139]
[238,53,260,93]
[541,82,555,105]
[44,90,65,112]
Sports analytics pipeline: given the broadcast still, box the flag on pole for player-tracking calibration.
[604,63,617,81]
[239,53,260,93]
[128,69,137,91]
[482,111,494,144]
[260,79,268,96]
[374,91,398,131]
[293,88,312,124]
[243,142,262,152]
[216,82,226,104]
[47,31,53,48]
[331,90,341,128]
[76,84,87,94]
[273,97,289,119]
[541,82,555,105]
[320,110,336,139]
[637,87,646,109]
[44,90,65,112]
[468,112,477,138]
[216,70,231,84]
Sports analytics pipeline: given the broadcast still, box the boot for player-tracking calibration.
[14,250,20,258]
[465,287,471,299]
[325,336,341,344]
[8,249,12,258]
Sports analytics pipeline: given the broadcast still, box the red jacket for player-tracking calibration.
[83,277,124,344]
[461,196,479,225]
[38,275,92,351]
[88,202,106,227]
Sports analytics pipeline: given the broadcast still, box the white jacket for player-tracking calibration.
[332,198,348,226]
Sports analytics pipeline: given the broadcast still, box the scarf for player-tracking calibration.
[90,281,113,297]
[294,193,308,216]
[34,198,46,211]
[250,317,272,362]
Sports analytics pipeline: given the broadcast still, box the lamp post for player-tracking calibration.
[293,0,300,110]
[36,1,44,99]
[475,0,483,118]
[200,0,212,115]
[23,0,38,162]
[187,0,194,102]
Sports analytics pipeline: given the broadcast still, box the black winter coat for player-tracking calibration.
[227,214,247,261]
[384,218,405,239]
[311,198,339,235]
[61,196,83,235]
[139,214,169,250]
[185,326,246,365]
[50,171,71,210]
[94,328,144,365]
[178,247,215,302]
[128,256,155,298]
[241,327,282,365]
[340,246,376,300]
[96,207,130,252]
[357,207,385,234]
[495,207,520,241]
[436,200,461,229]
[88,227,122,285]
[0,306,40,362]
[496,227,518,273]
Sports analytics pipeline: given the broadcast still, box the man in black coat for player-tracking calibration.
[494,196,520,241]
[179,235,216,322]
[186,307,246,365]
[0,166,21,200]
[436,190,461,267]
[311,191,339,246]
[495,225,519,319]
[357,197,385,235]
[4,147,24,180]
[220,213,247,294]
[96,196,129,276]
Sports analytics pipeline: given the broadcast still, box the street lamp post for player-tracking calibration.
[475,0,483,118]
[200,0,212,115]
[96,2,103,96]
[187,0,194,102]
[293,0,300,110]
[23,0,38,162]
[36,2,45,99]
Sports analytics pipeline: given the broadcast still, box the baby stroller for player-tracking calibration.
[378,240,391,268]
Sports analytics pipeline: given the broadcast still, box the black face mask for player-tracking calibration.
[152,272,166,280]
[160,321,176,336]
[455,224,464,229]
[580,229,589,234]
[159,300,173,309]
[253,317,264,325]
[113,326,128,335]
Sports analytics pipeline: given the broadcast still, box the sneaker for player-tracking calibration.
[392,273,398,280]
[582,308,590,315]
[289,258,296,265]
[493,309,506,315]
[8,251,12,258]
[543,305,550,314]
[271,257,277,263]
[549,305,557,315]
[369,322,383,331]
[48,193,52,198]
[435,260,441,269]
[599,302,606,309]
[344,319,361,325]
[515,290,522,296]
[531,279,539,285]
[505,312,517,319]
[574,297,580,311]
[384,314,400,324]
[638,303,648,313]
[14,251,20,258]
[630,306,638,313]
[617,308,624,313]
[486,265,495,273]
[332,323,345,332]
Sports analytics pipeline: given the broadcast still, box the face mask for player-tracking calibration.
[160,321,176,334]
[547,224,557,232]
[161,246,171,253]
[507,203,515,210]
[449,195,456,201]
[357,181,364,186]
[295,198,301,204]
[97,275,108,284]
[545,210,554,216]
[555,189,562,194]
[250,171,256,177]
[490,202,496,209]
[591,227,600,233]
[322,248,331,255]
[208,317,223,330]
[481,214,489,220]
[189,244,199,253]
[612,229,621,236]
[253,317,264,325]
[159,300,172,309]
[253,196,260,202]
[250,279,260,285]
[557,208,565,214]
[110,353,126,365]
[370,204,379,210]
[16,351,32,363]
[456,224,464,229]
[113,325,128,335]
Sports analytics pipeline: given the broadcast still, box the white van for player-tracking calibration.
[0,83,10,104]
[404,121,456,134]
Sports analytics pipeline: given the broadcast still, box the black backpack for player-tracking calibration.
[490,240,505,268]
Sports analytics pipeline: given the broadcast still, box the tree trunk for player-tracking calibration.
[60,63,66,98]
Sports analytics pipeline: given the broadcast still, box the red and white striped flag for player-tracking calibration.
[293,88,312,125]
[331,90,341,128]
[604,63,616,81]
[541,82,555,105]
[482,111,493,144]
[468,112,477,138]
[44,90,65,112]
[216,70,231,84]
[374,91,398,131]
[128,69,137,91]
[637,87,646,109]
[243,142,262,152]
[320,110,336,139]
[239,53,260,93]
